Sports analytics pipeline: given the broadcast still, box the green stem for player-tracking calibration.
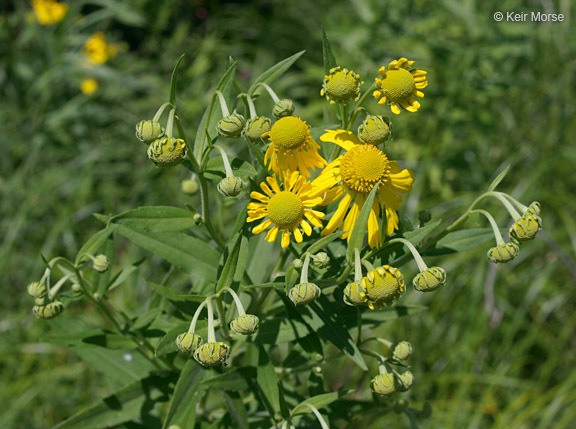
[215,296,230,339]
[300,254,311,284]
[213,144,234,178]
[215,90,230,116]
[152,102,173,122]
[225,287,247,316]
[469,209,506,245]
[254,83,280,103]
[386,238,428,272]
[165,108,176,138]
[355,82,377,110]
[188,300,208,333]
[206,298,216,343]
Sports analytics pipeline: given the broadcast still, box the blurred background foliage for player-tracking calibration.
[1,0,575,427]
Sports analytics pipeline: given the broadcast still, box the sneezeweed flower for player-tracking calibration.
[311,252,330,269]
[136,120,165,145]
[230,314,260,335]
[217,176,246,197]
[243,116,271,143]
[33,301,64,319]
[398,371,414,392]
[509,214,541,243]
[262,116,327,179]
[83,32,118,65]
[92,254,109,272]
[32,0,68,26]
[358,115,391,145]
[487,243,519,263]
[175,332,203,354]
[217,113,245,138]
[373,58,428,115]
[289,282,321,305]
[361,265,405,310]
[343,280,368,306]
[147,137,187,167]
[272,99,295,118]
[412,266,446,292]
[80,78,99,95]
[371,370,397,396]
[392,341,412,361]
[312,130,414,248]
[27,282,47,299]
[193,342,230,367]
[247,172,325,248]
[321,66,363,104]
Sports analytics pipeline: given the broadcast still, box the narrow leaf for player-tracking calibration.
[306,231,346,255]
[216,232,243,292]
[147,281,206,303]
[248,51,306,96]
[346,183,380,261]
[403,220,443,247]
[75,226,116,265]
[110,206,197,232]
[291,390,354,417]
[163,361,207,428]
[256,345,282,417]
[169,54,186,105]
[321,27,337,73]
[487,164,511,192]
[424,228,504,256]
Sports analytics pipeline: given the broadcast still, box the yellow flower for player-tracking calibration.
[320,66,363,105]
[32,0,68,26]
[312,130,414,248]
[247,172,325,248]
[373,58,428,115]
[83,32,118,65]
[80,78,98,95]
[262,116,327,179]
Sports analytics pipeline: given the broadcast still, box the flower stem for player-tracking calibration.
[386,238,428,272]
[213,144,234,178]
[215,90,230,116]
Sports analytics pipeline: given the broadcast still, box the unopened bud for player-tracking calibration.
[358,115,391,145]
[193,213,203,225]
[292,258,303,269]
[487,243,519,263]
[311,252,330,269]
[217,113,245,137]
[398,371,414,392]
[217,176,246,197]
[33,301,64,319]
[526,201,541,217]
[230,314,260,335]
[27,282,47,299]
[181,179,199,195]
[93,254,109,272]
[343,281,368,306]
[509,215,541,243]
[193,342,230,367]
[363,265,405,310]
[135,120,165,144]
[392,341,412,361]
[147,137,187,167]
[176,332,203,353]
[288,282,321,306]
[412,266,446,292]
[371,371,396,396]
[272,99,295,118]
[321,66,363,105]
[243,116,271,143]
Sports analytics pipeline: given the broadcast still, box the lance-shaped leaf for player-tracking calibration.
[487,163,511,192]
[346,183,380,262]
[163,361,207,428]
[109,206,198,232]
[321,27,337,73]
[248,51,306,97]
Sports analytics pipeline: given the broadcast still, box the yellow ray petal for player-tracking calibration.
[250,192,269,202]
[260,182,274,197]
[341,193,363,240]
[252,219,272,234]
[320,130,359,150]
[305,211,324,228]
[300,219,312,236]
[247,211,268,222]
[387,162,414,193]
[322,191,353,235]
[281,228,291,248]
[367,199,381,249]
[265,225,279,242]
[266,176,281,194]
[390,103,401,115]
[292,226,303,243]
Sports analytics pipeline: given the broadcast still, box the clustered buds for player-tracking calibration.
[358,115,391,145]
[217,177,246,197]
[135,120,165,144]
[311,252,330,269]
[230,314,260,335]
[217,113,246,138]
[412,266,446,292]
[147,137,187,167]
[193,342,230,367]
[289,282,321,305]
[487,242,520,263]
[272,99,295,118]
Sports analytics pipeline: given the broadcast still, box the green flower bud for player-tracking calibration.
[175,332,203,354]
[509,215,541,243]
[289,282,321,306]
[321,66,364,104]
[181,179,199,195]
[371,371,396,396]
[217,176,246,197]
[362,265,405,310]
[292,258,303,269]
[487,243,520,263]
[193,342,230,367]
[418,209,432,225]
[147,137,187,167]
[193,213,203,225]
[35,297,47,305]
[243,116,271,143]
[398,371,414,392]
[27,282,47,299]
[230,314,260,335]
[526,201,541,217]
[311,252,330,269]
[343,281,368,306]
[33,301,64,319]
[217,113,245,137]
[392,341,412,361]
[71,283,82,293]
[358,115,391,145]
[412,266,446,292]
[272,99,295,118]
[93,254,109,272]
[135,120,165,144]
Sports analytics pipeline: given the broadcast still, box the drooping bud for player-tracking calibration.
[412,266,446,292]
[487,243,520,263]
[147,137,187,167]
[33,301,64,319]
[392,341,412,361]
[181,179,199,195]
[398,371,414,392]
[311,252,330,269]
[27,282,47,299]
[343,281,368,306]
[509,215,541,243]
[362,265,405,310]
[321,66,364,104]
[272,99,295,118]
[217,113,245,138]
[358,115,391,145]
[93,254,109,272]
[230,314,260,335]
[525,201,541,217]
[288,282,321,306]
[243,116,271,143]
[217,176,246,197]
[135,120,165,144]
[371,371,396,396]
[193,213,204,225]
[193,342,230,367]
[292,258,303,269]
[175,332,203,354]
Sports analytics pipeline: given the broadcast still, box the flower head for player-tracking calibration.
[218,113,245,137]
[343,281,368,306]
[136,120,165,145]
[362,265,405,310]
[509,215,541,243]
[321,67,363,104]
[230,315,260,335]
[289,282,321,305]
[487,243,519,263]
[412,266,446,292]
[80,78,99,95]
[147,137,187,167]
[247,172,325,248]
[243,116,271,143]
[373,58,428,115]
[371,372,396,396]
[312,130,414,248]
[32,0,68,25]
[357,115,391,145]
[83,32,118,65]
[193,342,230,367]
[262,116,326,179]
[176,332,203,354]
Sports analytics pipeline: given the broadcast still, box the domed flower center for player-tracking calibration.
[268,116,309,151]
[267,191,304,226]
[326,70,358,98]
[340,145,390,193]
[379,68,415,102]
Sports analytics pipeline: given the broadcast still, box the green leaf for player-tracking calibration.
[254,317,311,344]
[244,282,285,290]
[291,390,354,417]
[163,361,207,428]
[115,225,220,280]
[403,220,443,247]
[105,259,144,293]
[487,164,511,192]
[147,282,206,303]
[256,345,282,417]
[201,367,255,392]
[234,235,250,282]
[216,232,243,293]
[306,231,346,255]
[321,27,337,73]
[194,62,238,160]
[346,183,380,262]
[169,54,186,105]
[248,51,306,97]
[425,228,501,256]
[285,266,299,292]
[110,206,197,232]
[360,305,428,324]
[222,391,250,429]
[75,226,117,265]
[203,156,258,181]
